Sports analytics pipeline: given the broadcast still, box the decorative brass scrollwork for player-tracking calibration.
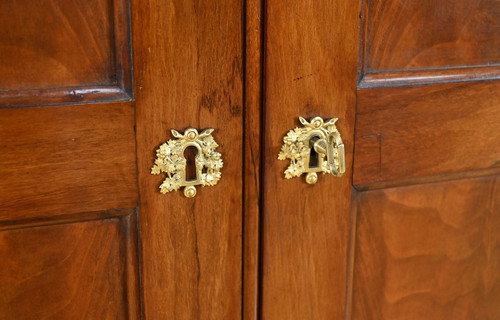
[278,116,345,184]
[151,127,223,197]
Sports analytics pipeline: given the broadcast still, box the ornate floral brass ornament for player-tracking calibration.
[278,116,345,184]
[151,128,223,197]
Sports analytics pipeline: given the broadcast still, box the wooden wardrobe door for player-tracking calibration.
[0,0,139,318]
[132,1,244,319]
[350,0,500,319]
[258,1,500,319]
[259,1,361,319]
[0,1,245,319]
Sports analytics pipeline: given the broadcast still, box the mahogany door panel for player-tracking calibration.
[354,81,500,188]
[351,176,500,320]
[132,0,244,318]
[261,1,360,319]
[0,211,140,319]
[362,0,500,72]
[0,0,132,107]
[348,0,500,319]
[0,0,140,318]
[0,102,138,220]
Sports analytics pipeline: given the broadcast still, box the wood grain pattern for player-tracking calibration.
[354,81,500,187]
[0,211,140,319]
[352,176,500,320]
[0,85,131,108]
[261,1,360,319]
[0,102,138,221]
[132,1,243,318]
[0,0,132,106]
[359,66,500,89]
[244,0,264,319]
[363,0,500,72]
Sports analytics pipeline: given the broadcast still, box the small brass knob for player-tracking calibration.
[311,138,328,155]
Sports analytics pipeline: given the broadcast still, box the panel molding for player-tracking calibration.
[358,0,500,88]
[0,207,135,231]
[353,81,500,188]
[351,176,500,319]
[0,102,138,220]
[0,85,131,108]
[0,208,141,319]
[0,0,133,108]
[359,65,500,89]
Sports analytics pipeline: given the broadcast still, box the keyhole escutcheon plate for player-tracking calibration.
[278,116,345,184]
[151,127,223,197]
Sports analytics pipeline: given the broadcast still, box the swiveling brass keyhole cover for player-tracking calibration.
[278,116,345,184]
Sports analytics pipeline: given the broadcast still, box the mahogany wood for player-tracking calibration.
[0,210,140,319]
[0,0,132,106]
[0,102,138,221]
[244,0,264,319]
[354,81,500,187]
[261,1,360,319]
[0,86,131,108]
[132,1,244,318]
[359,66,500,89]
[351,176,500,319]
[363,0,500,72]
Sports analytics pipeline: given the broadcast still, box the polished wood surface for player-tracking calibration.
[352,2,500,319]
[4,1,500,319]
[0,86,131,108]
[132,1,244,318]
[359,66,500,89]
[261,1,360,319]
[0,3,138,315]
[0,210,140,319]
[0,0,132,106]
[363,0,500,72]
[244,0,264,319]
[354,81,500,187]
[0,102,138,220]
[351,176,500,319]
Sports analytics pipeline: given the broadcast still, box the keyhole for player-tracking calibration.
[309,136,320,168]
[184,146,198,181]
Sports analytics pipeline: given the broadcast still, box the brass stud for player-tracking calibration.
[184,186,197,198]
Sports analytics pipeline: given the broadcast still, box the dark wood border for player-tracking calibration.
[0,0,133,108]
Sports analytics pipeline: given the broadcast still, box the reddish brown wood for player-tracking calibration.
[354,81,500,187]
[0,0,132,106]
[261,1,360,319]
[345,188,360,320]
[132,1,244,318]
[0,102,138,221]
[359,66,500,89]
[363,0,500,72]
[244,0,264,319]
[352,176,500,319]
[0,86,131,108]
[0,210,140,319]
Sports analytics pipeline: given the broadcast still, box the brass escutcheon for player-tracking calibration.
[278,116,345,184]
[151,127,223,197]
